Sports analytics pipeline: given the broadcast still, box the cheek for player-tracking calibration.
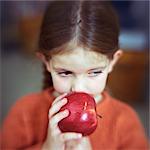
[86,74,108,94]
[52,76,71,94]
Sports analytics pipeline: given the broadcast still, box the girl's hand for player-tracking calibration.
[42,93,83,150]
[65,136,92,150]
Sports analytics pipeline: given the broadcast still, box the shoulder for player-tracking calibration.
[110,97,140,122]
[99,91,144,128]
[109,97,144,129]
[1,88,54,148]
[16,88,51,105]
[110,97,137,117]
[6,88,54,118]
[101,92,148,146]
[100,91,139,119]
[103,94,149,148]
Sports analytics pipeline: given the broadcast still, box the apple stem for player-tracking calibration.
[97,114,102,118]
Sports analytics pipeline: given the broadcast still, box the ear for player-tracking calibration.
[36,52,51,72]
[108,50,123,73]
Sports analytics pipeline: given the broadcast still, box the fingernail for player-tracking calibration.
[63,98,67,101]
[64,109,69,114]
[62,98,67,103]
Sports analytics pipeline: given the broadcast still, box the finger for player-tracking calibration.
[60,132,82,142]
[52,93,68,106]
[47,121,61,136]
[49,98,68,118]
[50,109,69,129]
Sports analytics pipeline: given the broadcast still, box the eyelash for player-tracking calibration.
[57,71,102,77]
[57,71,72,76]
[89,71,103,77]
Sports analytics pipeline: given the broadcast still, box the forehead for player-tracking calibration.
[51,47,109,70]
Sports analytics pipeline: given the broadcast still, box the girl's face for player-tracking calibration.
[45,47,120,102]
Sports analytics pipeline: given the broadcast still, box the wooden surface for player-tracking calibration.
[107,51,149,103]
[19,15,43,54]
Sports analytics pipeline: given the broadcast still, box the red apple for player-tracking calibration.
[58,92,98,136]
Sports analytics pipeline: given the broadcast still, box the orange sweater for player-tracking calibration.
[1,88,149,150]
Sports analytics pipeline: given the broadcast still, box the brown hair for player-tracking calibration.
[38,1,120,89]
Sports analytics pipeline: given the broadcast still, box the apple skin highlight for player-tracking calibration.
[58,92,98,136]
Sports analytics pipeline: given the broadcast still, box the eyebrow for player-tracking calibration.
[53,66,107,72]
[88,67,106,71]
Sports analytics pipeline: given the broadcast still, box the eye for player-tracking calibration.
[57,71,72,77]
[88,70,102,77]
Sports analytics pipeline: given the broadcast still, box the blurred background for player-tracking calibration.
[0,1,149,138]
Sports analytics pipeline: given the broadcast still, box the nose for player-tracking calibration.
[71,76,86,92]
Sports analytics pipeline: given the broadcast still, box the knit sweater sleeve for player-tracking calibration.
[116,104,149,150]
[1,101,28,149]
[0,93,49,150]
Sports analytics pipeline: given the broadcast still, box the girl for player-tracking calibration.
[1,1,148,150]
